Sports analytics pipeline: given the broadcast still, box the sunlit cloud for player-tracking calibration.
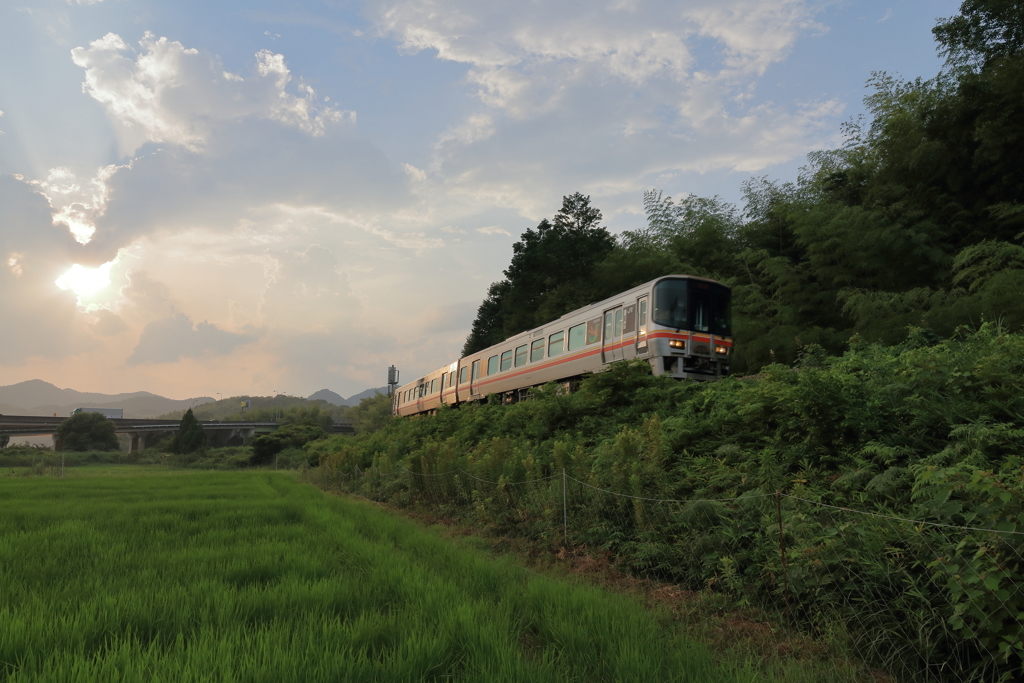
[25,165,125,244]
[56,261,115,304]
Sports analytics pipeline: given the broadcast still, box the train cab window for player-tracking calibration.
[530,339,545,362]
[514,344,528,367]
[653,278,688,329]
[487,355,499,375]
[586,318,601,345]
[430,378,438,394]
[460,367,468,384]
[567,323,585,351]
[548,331,564,356]
[471,360,480,380]
[500,350,512,371]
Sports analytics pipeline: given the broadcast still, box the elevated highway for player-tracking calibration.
[0,414,354,452]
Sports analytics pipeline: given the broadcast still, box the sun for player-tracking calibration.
[56,262,114,300]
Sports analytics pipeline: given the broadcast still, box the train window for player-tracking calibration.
[449,371,456,387]
[568,323,585,351]
[500,350,512,371]
[439,375,446,392]
[711,284,732,336]
[586,318,601,345]
[653,278,688,329]
[487,355,499,375]
[430,378,438,394]
[623,304,636,334]
[615,309,623,338]
[604,311,613,342]
[548,330,564,356]
[515,344,528,367]
[471,360,480,380]
[530,339,545,362]
[460,367,468,384]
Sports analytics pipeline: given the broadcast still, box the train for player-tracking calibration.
[392,274,732,417]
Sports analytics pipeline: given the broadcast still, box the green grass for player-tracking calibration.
[0,471,778,683]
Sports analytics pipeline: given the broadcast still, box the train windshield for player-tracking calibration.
[652,279,732,336]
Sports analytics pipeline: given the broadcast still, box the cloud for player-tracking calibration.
[25,164,125,244]
[360,0,839,226]
[127,311,261,365]
[476,226,510,236]
[70,32,354,155]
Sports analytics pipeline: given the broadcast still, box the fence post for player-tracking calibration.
[562,468,567,544]
[775,490,792,624]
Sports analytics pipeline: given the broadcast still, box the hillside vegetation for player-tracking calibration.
[311,325,1024,681]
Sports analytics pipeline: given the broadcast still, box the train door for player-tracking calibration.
[636,296,649,355]
[469,359,481,397]
[602,306,624,363]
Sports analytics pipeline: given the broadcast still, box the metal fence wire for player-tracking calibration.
[307,465,1024,683]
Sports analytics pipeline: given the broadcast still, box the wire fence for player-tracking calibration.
[306,463,1024,683]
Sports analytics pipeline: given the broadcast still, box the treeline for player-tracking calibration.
[464,0,1024,375]
[157,395,349,430]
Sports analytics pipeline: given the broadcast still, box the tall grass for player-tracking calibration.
[1,471,770,683]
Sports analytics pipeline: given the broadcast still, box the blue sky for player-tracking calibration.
[0,0,961,399]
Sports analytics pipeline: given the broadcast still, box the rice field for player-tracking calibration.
[0,470,765,683]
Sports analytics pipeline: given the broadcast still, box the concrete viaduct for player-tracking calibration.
[0,415,354,452]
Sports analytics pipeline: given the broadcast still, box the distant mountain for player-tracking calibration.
[307,387,387,406]
[341,387,387,406]
[307,389,344,405]
[0,380,213,419]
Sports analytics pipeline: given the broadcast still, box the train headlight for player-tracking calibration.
[715,345,728,355]
[669,339,685,349]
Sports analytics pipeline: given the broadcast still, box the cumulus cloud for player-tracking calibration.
[127,311,261,365]
[71,32,354,154]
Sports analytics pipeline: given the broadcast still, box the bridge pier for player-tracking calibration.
[128,432,147,453]
[0,434,9,449]
[233,427,255,445]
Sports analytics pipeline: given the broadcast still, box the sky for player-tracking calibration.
[0,0,962,401]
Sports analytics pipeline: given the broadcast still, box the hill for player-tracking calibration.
[0,380,213,418]
[307,387,387,406]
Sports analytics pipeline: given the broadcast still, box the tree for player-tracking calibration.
[934,0,1024,68]
[463,193,616,355]
[349,392,393,434]
[169,408,206,454]
[54,412,120,452]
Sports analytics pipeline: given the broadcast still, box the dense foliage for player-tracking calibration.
[250,424,327,465]
[311,324,1024,681]
[463,0,1024,375]
[53,412,119,452]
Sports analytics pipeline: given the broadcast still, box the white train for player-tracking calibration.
[393,275,732,417]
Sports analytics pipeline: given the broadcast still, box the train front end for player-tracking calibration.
[647,277,732,381]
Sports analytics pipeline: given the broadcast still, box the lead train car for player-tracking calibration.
[393,274,732,417]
